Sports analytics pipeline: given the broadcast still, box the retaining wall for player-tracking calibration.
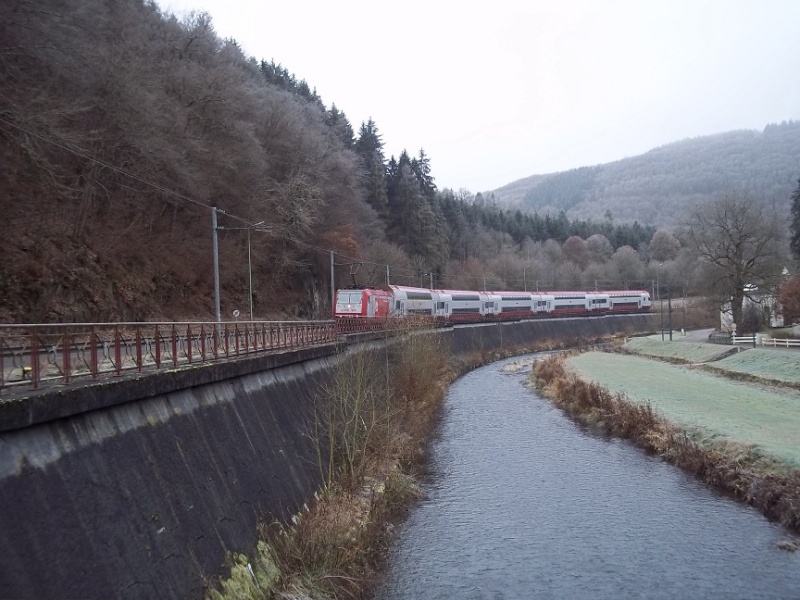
[0,314,658,599]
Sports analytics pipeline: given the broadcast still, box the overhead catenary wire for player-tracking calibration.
[0,115,432,279]
[1,116,655,294]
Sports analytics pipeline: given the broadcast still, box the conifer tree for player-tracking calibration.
[354,119,389,218]
[790,178,800,260]
[325,104,354,148]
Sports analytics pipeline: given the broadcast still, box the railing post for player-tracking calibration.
[62,327,71,384]
[136,326,143,371]
[172,324,178,368]
[90,326,98,379]
[114,325,122,376]
[186,324,193,364]
[154,325,161,368]
[30,328,40,389]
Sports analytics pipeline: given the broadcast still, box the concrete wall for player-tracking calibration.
[0,314,658,599]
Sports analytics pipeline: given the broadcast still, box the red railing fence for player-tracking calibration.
[0,321,339,393]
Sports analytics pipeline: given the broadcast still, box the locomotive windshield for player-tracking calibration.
[336,291,362,307]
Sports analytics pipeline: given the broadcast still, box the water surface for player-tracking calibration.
[378,356,800,600]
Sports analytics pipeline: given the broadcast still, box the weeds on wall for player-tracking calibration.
[206,326,450,600]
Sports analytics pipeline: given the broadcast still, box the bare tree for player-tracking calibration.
[562,236,590,269]
[686,192,784,328]
[610,246,644,289]
[648,229,681,262]
[586,233,613,263]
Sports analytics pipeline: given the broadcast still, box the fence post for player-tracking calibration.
[136,326,143,371]
[62,327,71,384]
[30,328,40,389]
[114,325,122,376]
[154,325,161,368]
[172,324,178,368]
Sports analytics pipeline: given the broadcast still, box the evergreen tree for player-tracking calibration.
[790,178,800,260]
[410,149,437,199]
[354,119,389,218]
[325,104,354,148]
[387,162,437,260]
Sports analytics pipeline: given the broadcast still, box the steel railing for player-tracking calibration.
[0,321,338,393]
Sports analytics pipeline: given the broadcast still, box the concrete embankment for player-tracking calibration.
[0,314,658,600]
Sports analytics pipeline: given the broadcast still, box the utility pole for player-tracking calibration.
[330,251,335,318]
[682,287,687,334]
[386,265,390,286]
[247,228,253,321]
[668,287,673,341]
[430,271,433,290]
[211,207,221,323]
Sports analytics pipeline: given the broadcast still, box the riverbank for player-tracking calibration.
[532,350,800,533]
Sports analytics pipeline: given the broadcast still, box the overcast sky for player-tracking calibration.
[158,0,800,193]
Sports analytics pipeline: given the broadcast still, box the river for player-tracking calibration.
[377,355,800,600]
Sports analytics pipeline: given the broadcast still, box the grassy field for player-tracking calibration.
[565,352,800,467]
[624,337,734,363]
[711,348,800,385]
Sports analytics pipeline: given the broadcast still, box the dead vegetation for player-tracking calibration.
[206,327,451,599]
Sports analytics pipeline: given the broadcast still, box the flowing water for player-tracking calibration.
[378,356,800,600]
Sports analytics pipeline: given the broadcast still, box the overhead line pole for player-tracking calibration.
[212,207,221,323]
[330,251,335,318]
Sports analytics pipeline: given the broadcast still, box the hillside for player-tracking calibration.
[0,0,663,324]
[488,123,800,227]
[2,1,793,324]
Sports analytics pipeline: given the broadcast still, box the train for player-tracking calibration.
[334,284,652,322]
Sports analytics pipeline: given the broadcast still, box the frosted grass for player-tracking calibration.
[567,352,800,467]
[713,348,800,384]
[625,337,733,363]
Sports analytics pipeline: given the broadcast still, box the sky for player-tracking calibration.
[157,0,800,193]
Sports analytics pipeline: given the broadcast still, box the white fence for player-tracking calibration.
[731,335,800,348]
[760,337,800,348]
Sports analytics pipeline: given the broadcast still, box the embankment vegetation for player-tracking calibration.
[206,327,451,599]
[532,352,800,532]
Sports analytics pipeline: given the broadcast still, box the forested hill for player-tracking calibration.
[487,122,800,227]
[0,0,661,323]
